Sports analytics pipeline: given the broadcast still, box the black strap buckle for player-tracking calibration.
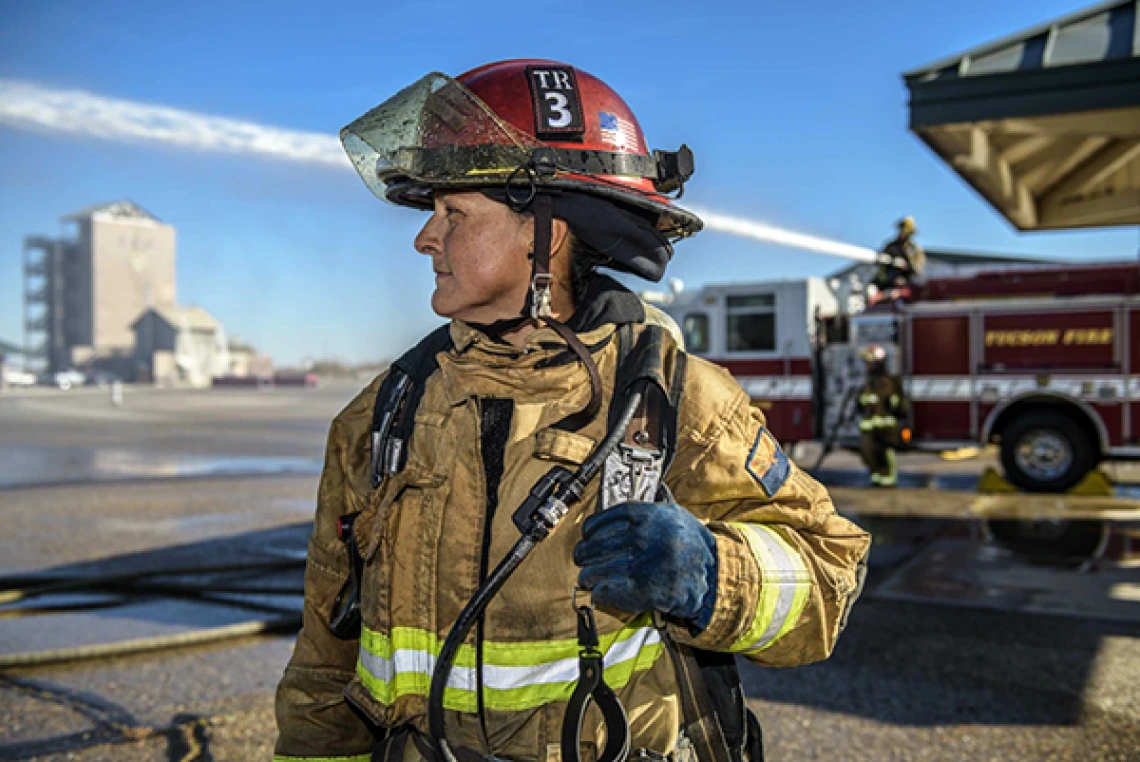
[562,597,630,762]
[652,145,694,196]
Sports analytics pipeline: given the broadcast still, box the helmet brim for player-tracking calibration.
[384,176,702,242]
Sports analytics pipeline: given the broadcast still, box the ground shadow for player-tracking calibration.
[740,594,1140,727]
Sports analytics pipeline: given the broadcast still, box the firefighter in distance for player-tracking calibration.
[872,216,925,293]
[857,345,908,487]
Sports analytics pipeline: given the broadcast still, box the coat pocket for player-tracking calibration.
[359,469,452,635]
[533,427,596,466]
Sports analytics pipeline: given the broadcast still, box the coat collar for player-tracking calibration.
[438,276,644,408]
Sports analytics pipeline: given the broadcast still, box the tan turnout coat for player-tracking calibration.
[275,315,870,762]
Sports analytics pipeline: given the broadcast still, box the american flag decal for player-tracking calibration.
[599,111,638,151]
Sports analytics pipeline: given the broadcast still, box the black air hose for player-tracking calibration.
[427,388,644,762]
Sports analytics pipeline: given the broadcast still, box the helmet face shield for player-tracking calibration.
[341,73,542,203]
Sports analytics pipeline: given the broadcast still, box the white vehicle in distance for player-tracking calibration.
[43,369,87,390]
[3,368,37,388]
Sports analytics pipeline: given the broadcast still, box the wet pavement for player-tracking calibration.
[0,446,321,490]
[0,383,349,491]
[3,384,1140,760]
[814,467,981,492]
[874,538,1140,623]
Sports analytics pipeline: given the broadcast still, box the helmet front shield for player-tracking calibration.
[341,73,542,204]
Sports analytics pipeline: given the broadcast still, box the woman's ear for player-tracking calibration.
[550,218,571,260]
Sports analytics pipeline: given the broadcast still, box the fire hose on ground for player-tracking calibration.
[0,559,306,669]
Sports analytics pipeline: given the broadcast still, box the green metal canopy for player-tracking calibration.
[904,0,1140,231]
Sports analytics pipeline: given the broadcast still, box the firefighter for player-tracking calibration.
[872,216,925,292]
[274,60,870,762]
[857,345,907,487]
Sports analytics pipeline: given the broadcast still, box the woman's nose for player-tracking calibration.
[414,213,444,256]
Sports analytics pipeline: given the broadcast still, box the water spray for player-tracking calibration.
[1,79,882,264]
[0,78,345,168]
[689,207,880,264]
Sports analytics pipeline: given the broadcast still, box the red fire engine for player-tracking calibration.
[664,261,1140,494]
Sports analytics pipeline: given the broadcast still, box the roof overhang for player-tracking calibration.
[905,1,1140,231]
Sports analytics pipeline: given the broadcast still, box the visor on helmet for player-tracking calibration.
[341,73,543,201]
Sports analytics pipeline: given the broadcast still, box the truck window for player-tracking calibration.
[682,313,709,353]
[726,294,776,351]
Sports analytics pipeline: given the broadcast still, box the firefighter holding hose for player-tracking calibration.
[872,216,925,293]
[857,345,908,487]
[274,60,870,762]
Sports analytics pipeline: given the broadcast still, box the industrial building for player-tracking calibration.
[23,200,177,375]
[131,305,230,388]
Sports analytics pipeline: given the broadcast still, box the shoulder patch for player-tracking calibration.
[745,426,791,497]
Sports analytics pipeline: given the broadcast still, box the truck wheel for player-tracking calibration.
[999,411,1095,493]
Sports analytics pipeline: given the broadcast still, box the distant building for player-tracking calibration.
[132,305,229,388]
[23,200,177,374]
[227,339,275,378]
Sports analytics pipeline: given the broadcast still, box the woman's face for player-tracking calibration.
[414,191,533,323]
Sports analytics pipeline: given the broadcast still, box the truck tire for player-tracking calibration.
[999,410,1096,493]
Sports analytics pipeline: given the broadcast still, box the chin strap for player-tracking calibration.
[530,193,556,320]
[528,190,602,429]
[469,157,605,430]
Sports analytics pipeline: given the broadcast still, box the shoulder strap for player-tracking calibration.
[595,325,683,512]
[635,335,758,762]
[607,324,684,463]
[369,325,453,488]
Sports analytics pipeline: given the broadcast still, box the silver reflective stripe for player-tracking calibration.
[484,627,660,689]
[746,526,802,651]
[358,647,474,692]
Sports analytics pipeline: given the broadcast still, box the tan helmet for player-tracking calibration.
[897,216,917,236]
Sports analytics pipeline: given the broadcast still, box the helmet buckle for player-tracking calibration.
[530,273,554,319]
[530,147,558,179]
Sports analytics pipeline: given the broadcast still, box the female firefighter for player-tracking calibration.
[274,60,871,762]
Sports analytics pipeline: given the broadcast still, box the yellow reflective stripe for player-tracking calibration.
[859,393,879,405]
[273,755,372,762]
[889,394,900,408]
[729,523,812,653]
[880,449,898,486]
[356,618,663,712]
[860,415,897,429]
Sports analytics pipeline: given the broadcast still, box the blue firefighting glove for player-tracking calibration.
[573,501,718,631]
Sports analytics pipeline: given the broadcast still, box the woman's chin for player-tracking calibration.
[430,290,459,318]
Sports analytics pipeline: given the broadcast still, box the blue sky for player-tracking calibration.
[1,0,1136,365]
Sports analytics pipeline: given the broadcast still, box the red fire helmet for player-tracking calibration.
[340,59,702,241]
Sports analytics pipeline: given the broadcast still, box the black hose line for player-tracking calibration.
[812,385,859,473]
[428,388,645,761]
[0,559,303,606]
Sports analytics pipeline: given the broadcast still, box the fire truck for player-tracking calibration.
[664,261,1140,494]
